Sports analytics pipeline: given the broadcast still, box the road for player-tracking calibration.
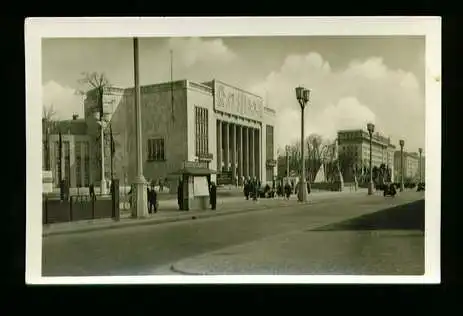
[42,191,424,276]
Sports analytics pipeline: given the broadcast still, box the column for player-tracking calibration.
[217,120,222,173]
[244,127,249,179]
[224,122,229,172]
[231,123,237,184]
[249,128,256,179]
[70,140,77,188]
[255,128,260,182]
[238,125,243,185]
[80,142,84,187]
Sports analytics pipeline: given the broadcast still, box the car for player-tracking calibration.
[417,183,425,192]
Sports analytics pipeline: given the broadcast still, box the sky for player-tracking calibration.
[42,36,425,153]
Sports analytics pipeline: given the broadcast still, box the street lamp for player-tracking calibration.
[94,111,108,195]
[132,37,148,218]
[399,139,405,192]
[285,145,290,181]
[367,123,375,195]
[295,86,311,202]
[418,147,423,184]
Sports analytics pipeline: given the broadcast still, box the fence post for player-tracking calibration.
[112,179,120,221]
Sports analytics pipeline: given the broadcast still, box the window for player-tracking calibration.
[42,141,47,170]
[54,142,60,187]
[195,106,209,156]
[148,138,165,161]
[266,125,274,162]
[63,141,71,185]
[82,142,90,186]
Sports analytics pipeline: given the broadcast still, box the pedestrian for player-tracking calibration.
[244,180,250,200]
[148,184,158,214]
[253,178,258,201]
[210,181,217,210]
[177,180,183,211]
[89,183,96,200]
[159,178,164,193]
[284,182,291,199]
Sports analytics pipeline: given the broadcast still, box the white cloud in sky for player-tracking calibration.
[42,80,84,120]
[167,37,237,68]
[250,52,425,152]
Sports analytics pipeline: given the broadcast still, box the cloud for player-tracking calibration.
[250,52,425,151]
[42,80,84,120]
[168,37,237,68]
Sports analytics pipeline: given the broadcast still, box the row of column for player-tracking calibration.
[216,120,260,184]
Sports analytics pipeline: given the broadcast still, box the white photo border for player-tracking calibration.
[25,16,441,284]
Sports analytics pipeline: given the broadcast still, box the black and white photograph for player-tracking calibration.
[25,17,441,283]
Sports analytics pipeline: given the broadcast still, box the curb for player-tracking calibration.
[169,264,204,276]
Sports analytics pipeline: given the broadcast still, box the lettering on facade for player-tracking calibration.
[214,81,264,121]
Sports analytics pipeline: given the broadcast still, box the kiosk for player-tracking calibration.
[170,161,216,211]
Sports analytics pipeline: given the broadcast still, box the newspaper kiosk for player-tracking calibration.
[170,161,216,211]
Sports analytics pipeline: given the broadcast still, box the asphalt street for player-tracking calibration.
[42,191,424,276]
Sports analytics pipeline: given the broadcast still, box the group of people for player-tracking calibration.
[242,177,311,201]
[127,180,159,214]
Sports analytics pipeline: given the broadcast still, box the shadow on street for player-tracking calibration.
[312,199,425,232]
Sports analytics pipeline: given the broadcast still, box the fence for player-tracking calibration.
[42,179,120,224]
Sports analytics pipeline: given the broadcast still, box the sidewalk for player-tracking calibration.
[42,189,368,237]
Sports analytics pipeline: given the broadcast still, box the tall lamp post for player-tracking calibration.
[95,114,108,195]
[367,123,375,195]
[418,147,423,184]
[285,145,290,181]
[295,86,311,202]
[132,37,148,218]
[399,139,405,192]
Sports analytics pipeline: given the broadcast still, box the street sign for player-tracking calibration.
[182,161,208,169]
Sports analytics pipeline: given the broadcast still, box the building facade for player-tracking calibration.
[337,129,396,182]
[43,79,277,189]
[394,151,422,182]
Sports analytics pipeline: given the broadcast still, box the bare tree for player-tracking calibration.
[77,72,111,117]
[77,72,112,180]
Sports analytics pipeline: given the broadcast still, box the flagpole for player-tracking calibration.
[170,49,175,121]
[132,37,148,218]
[110,123,114,182]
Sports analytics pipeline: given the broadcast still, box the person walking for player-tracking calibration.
[210,181,217,210]
[148,184,158,214]
[177,180,183,211]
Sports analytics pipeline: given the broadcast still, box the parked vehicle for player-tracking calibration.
[417,182,425,192]
[383,183,397,197]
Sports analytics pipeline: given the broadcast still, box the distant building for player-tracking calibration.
[394,151,422,182]
[42,79,277,189]
[337,129,396,182]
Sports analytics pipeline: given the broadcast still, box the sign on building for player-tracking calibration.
[182,161,209,169]
[213,80,264,121]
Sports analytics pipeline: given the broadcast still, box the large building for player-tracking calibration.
[394,151,423,182]
[337,129,396,182]
[42,79,277,189]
